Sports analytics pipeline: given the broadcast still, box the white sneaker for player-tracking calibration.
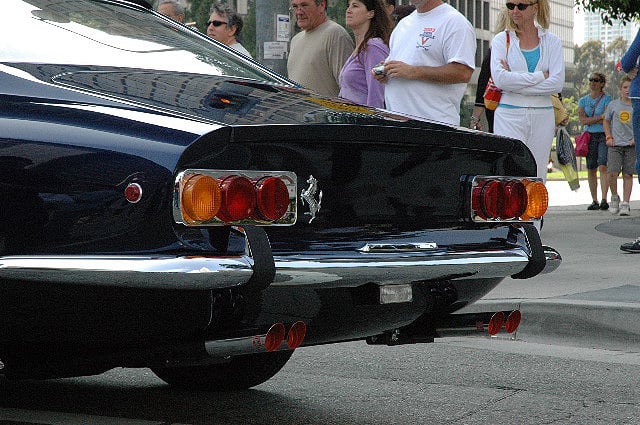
[620,202,630,216]
[610,194,620,214]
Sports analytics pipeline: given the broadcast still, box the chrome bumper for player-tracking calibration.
[0,243,561,291]
[0,255,254,290]
[271,245,560,288]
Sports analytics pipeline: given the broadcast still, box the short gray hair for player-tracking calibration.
[209,3,244,39]
[157,0,185,16]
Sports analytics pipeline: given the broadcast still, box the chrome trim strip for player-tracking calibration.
[0,255,254,290]
[358,242,438,252]
[271,249,530,288]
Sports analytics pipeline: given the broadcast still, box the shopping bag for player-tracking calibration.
[574,131,590,157]
[483,78,501,111]
[555,126,579,191]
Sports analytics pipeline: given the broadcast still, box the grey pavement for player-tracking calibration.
[459,177,640,351]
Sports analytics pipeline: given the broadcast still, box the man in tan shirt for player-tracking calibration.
[287,0,354,97]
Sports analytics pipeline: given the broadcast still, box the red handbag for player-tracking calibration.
[574,131,590,157]
[484,31,510,111]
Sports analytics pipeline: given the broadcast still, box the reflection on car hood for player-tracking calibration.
[10,63,454,130]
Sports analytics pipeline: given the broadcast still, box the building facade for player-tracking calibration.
[583,11,639,61]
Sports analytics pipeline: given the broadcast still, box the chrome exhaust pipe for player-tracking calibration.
[204,321,307,357]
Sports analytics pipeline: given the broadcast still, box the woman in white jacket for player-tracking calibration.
[490,0,565,182]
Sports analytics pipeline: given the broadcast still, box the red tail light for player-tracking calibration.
[175,170,297,226]
[500,180,527,219]
[255,177,290,221]
[471,176,546,222]
[217,176,256,222]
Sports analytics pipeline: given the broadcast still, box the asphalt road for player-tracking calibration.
[2,339,640,424]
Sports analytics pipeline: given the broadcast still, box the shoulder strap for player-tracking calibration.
[590,94,604,117]
[506,30,510,54]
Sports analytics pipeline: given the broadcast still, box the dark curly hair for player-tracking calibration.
[210,3,244,41]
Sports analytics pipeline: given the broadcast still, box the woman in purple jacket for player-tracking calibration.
[338,0,391,108]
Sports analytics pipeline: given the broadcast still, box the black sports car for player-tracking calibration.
[0,0,560,390]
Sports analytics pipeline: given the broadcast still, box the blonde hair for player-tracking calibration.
[504,0,550,30]
[495,9,508,33]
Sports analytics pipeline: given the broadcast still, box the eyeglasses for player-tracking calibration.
[589,78,603,83]
[206,20,228,27]
[506,2,536,10]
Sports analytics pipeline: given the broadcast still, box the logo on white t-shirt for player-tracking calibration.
[418,27,436,50]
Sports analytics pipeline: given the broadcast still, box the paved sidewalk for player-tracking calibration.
[460,178,640,350]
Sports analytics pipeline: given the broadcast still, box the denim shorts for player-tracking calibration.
[586,132,607,169]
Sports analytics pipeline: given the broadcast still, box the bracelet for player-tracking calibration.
[470,116,480,123]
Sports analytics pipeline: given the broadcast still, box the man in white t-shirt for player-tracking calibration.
[374,0,475,126]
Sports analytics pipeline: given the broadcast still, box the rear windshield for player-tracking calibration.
[2,0,285,83]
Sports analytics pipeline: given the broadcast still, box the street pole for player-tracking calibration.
[255,0,291,77]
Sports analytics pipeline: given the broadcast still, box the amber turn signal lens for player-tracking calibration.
[181,174,221,223]
[522,181,548,219]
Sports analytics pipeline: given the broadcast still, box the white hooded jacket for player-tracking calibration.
[490,27,565,108]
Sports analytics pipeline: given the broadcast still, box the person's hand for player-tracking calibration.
[628,67,638,80]
[631,138,635,147]
[383,60,415,80]
[372,62,388,83]
[543,70,549,79]
[560,117,569,126]
[500,59,510,71]
[606,136,614,147]
[469,119,482,131]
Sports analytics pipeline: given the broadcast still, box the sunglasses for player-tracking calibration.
[207,20,228,27]
[589,78,603,83]
[506,2,536,10]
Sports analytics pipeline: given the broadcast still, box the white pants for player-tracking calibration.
[494,106,555,183]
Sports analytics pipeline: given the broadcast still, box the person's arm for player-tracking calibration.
[603,116,613,146]
[621,30,640,73]
[494,34,564,95]
[470,51,491,130]
[362,40,389,108]
[381,61,473,84]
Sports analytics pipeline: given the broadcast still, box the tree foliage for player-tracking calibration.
[573,40,607,98]
[574,0,640,25]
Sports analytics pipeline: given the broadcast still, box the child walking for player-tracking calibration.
[604,76,635,215]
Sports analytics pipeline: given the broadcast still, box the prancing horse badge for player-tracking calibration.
[300,175,322,223]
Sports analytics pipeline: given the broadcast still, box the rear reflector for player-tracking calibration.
[379,284,413,304]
